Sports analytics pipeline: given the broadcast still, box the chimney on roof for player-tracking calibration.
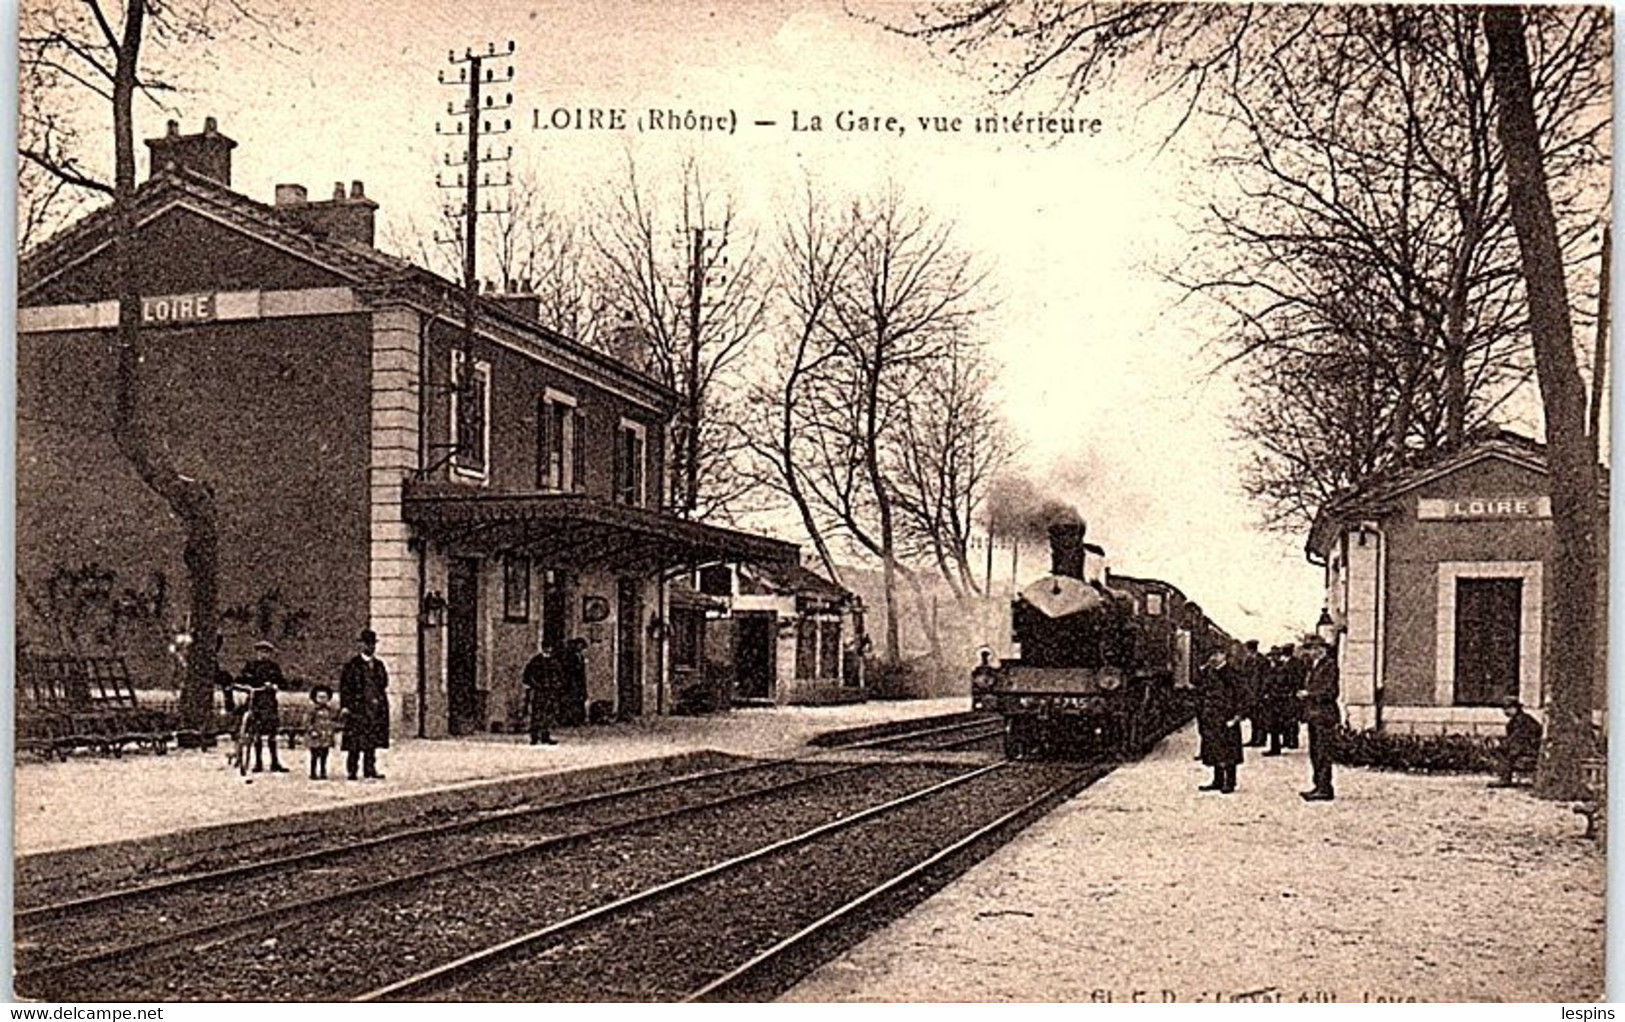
[272,178,378,247]
[145,116,237,186]
[489,278,541,322]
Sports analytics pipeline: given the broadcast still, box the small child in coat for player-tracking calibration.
[307,685,341,780]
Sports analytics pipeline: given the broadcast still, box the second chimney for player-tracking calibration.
[273,179,377,247]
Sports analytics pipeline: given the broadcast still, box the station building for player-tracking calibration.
[1307,431,1608,736]
[17,118,802,737]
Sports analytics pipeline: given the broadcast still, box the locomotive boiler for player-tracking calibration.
[973,519,1230,759]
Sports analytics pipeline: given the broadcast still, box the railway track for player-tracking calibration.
[14,712,1008,1001]
[369,757,1108,1001]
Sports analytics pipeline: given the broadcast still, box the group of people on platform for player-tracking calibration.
[1197,632,1546,798]
[216,630,391,781]
[1194,634,1339,800]
[217,629,592,782]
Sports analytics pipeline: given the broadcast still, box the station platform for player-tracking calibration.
[784,721,1605,1003]
[12,697,965,856]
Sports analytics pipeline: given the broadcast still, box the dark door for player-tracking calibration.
[447,557,481,735]
[541,570,569,650]
[616,578,643,719]
[1454,577,1522,706]
[736,612,776,700]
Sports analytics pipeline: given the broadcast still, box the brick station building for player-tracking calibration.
[17,118,800,737]
[1307,431,1608,736]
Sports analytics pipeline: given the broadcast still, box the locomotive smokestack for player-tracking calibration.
[1049,522,1088,579]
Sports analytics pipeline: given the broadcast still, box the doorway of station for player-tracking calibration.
[1453,577,1522,706]
[735,612,777,701]
[447,557,481,735]
[615,578,643,719]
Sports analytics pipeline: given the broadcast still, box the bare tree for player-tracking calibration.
[738,187,858,582]
[1175,6,1601,529]
[489,169,606,344]
[787,185,986,667]
[1484,5,1605,801]
[19,0,289,735]
[888,335,1010,598]
[592,157,770,519]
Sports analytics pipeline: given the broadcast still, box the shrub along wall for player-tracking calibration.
[1332,726,1503,774]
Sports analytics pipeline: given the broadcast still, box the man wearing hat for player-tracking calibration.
[1492,696,1544,788]
[1296,635,1340,800]
[339,629,390,780]
[238,640,289,773]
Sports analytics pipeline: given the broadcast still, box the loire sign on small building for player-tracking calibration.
[1416,496,1552,521]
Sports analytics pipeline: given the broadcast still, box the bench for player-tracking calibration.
[17,654,177,759]
[1575,756,1607,840]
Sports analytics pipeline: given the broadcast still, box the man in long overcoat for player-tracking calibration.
[522,643,563,745]
[1196,650,1244,793]
[340,628,390,780]
[1297,635,1340,801]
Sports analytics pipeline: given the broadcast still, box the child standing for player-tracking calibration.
[307,685,340,780]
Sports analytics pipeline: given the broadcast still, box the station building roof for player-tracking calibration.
[1305,429,1609,560]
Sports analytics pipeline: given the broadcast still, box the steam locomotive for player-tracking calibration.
[972,520,1234,759]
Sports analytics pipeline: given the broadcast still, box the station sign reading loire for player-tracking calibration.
[140,292,217,325]
[1416,496,1552,521]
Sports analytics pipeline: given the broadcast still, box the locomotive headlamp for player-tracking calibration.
[1097,671,1123,692]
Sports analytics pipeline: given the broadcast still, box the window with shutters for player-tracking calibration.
[537,389,580,491]
[450,351,491,480]
[614,419,648,507]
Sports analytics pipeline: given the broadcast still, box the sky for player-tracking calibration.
[30,0,1366,643]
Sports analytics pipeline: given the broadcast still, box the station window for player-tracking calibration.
[450,351,491,480]
[538,389,584,492]
[615,419,648,507]
[1146,593,1164,617]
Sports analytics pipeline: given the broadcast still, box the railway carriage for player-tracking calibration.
[973,520,1231,759]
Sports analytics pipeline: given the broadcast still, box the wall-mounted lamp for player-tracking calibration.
[646,614,666,640]
[1315,606,1338,645]
[421,590,448,628]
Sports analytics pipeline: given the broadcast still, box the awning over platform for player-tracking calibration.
[401,485,800,574]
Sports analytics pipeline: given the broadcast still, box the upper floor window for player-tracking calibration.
[615,419,647,507]
[1146,593,1164,617]
[538,389,585,492]
[450,351,491,480]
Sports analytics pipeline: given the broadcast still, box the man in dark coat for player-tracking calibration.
[559,637,589,728]
[339,628,390,780]
[1240,640,1268,746]
[522,644,562,745]
[1196,651,1244,793]
[1297,635,1340,801]
[238,640,289,773]
[1261,646,1297,755]
[1491,696,1543,787]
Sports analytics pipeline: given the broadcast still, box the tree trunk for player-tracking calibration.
[1484,5,1600,801]
[111,0,220,736]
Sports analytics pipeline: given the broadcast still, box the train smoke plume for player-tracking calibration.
[984,474,1085,541]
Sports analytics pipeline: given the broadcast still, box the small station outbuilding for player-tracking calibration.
[1307,431,1608,736]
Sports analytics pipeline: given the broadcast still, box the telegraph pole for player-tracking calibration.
[685,227,704,517]
[429,41,515,473]
[675,225,729,517]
